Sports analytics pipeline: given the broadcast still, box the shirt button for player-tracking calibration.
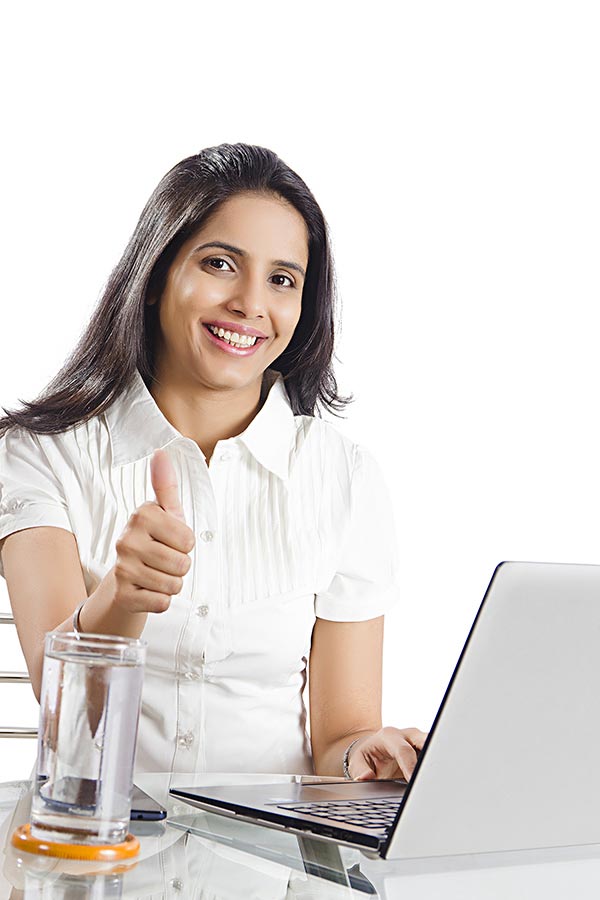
[184,671,201,681]
[219,451,232,462]
[177,730,194,749]
[200,530,214,542]
[195,604,209,617]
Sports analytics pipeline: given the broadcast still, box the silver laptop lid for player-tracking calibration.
[386,561,600,859]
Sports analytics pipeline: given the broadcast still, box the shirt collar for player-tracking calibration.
[237,369,296,481]
[104,368,296,481]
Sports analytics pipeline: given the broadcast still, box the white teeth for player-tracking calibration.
[208,325,258,348]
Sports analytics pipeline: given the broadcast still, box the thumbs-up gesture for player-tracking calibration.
[113,449,196,615]
[151,448,187,522]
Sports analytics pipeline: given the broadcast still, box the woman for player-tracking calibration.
[0,143,426,780]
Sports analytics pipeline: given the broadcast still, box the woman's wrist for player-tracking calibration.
[312,730,375,778]
[343,737,363,779]
[72,596,87,636]
[76,568,147,639]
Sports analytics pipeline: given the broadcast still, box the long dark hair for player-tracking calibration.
[0,143,353,438]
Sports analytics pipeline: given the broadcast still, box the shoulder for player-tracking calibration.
[0,425,59,465]
[0,413,109,478]
[292,414,376,479]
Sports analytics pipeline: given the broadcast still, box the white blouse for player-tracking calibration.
[0,368,401,777]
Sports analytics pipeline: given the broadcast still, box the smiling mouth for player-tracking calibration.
[202,323,268,352]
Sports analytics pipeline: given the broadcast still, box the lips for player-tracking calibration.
[203,320,268,339]
[202,323,267,357]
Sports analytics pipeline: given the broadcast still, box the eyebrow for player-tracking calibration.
[192,241,306,278]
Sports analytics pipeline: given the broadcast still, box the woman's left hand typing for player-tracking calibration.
[347,727,429,781]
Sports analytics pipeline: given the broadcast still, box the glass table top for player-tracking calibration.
[3,773,600,898]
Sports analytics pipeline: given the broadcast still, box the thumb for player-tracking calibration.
[354,767,376,781]
[150,449,185,522]
[349,747,376,781]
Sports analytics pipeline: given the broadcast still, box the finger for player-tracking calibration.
[401,728,429,751]
[387,743,418,780]
[352,753,377,781]
[136,534,192,576]
[144,507,195,554]
[151,449,185,522]
[124,504,195,554]
[372,732,419,780]
[394,746,419,781]
[362,750,411,781]
[345,740,376,781]
[126,587,173,615]
[349,743,386,781]
[132,561,184,597]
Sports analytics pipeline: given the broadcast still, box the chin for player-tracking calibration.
[198,367,266,391]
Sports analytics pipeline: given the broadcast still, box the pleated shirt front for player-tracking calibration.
[0,368,402,776]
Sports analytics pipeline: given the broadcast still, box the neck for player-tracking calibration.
[149,369,269,465]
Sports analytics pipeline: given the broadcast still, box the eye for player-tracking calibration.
[205,256,233,271]
[205,257,296,288]
[271,273,295,288]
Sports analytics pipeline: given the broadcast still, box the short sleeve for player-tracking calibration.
[314,444,402,621]
[0,427,73,579]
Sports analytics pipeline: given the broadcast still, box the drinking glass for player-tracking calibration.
[31,632,146,845]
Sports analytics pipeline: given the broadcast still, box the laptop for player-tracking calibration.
[171,561,600,859]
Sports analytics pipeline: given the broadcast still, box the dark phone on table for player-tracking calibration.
[130,783,167,821]
[38,777,167,820]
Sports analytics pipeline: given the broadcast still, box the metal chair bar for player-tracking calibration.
[0,672,31,683]
[0,727,37,738]
[0,616,37,743]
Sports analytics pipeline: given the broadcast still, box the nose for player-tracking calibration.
[225,268,268,321]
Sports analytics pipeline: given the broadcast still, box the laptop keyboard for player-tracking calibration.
[276,797,402,834]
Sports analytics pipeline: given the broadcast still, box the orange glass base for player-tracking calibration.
[11,823,140,860]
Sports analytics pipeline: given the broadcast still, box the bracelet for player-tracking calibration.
[343,737,362,780]
[72,598,87,637]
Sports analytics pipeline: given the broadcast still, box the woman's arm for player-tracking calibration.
[309,616,383,776]
[1,449,196,702]
[0,527,148,702]
[309,615,427,780]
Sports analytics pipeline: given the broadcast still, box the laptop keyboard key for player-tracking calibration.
[277,796,403,832]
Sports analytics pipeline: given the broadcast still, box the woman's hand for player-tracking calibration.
[112,449,195,615]
[347,727,428,781]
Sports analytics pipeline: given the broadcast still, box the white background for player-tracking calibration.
[1,1,599,782]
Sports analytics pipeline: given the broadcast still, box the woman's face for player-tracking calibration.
[148,191,309,393]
